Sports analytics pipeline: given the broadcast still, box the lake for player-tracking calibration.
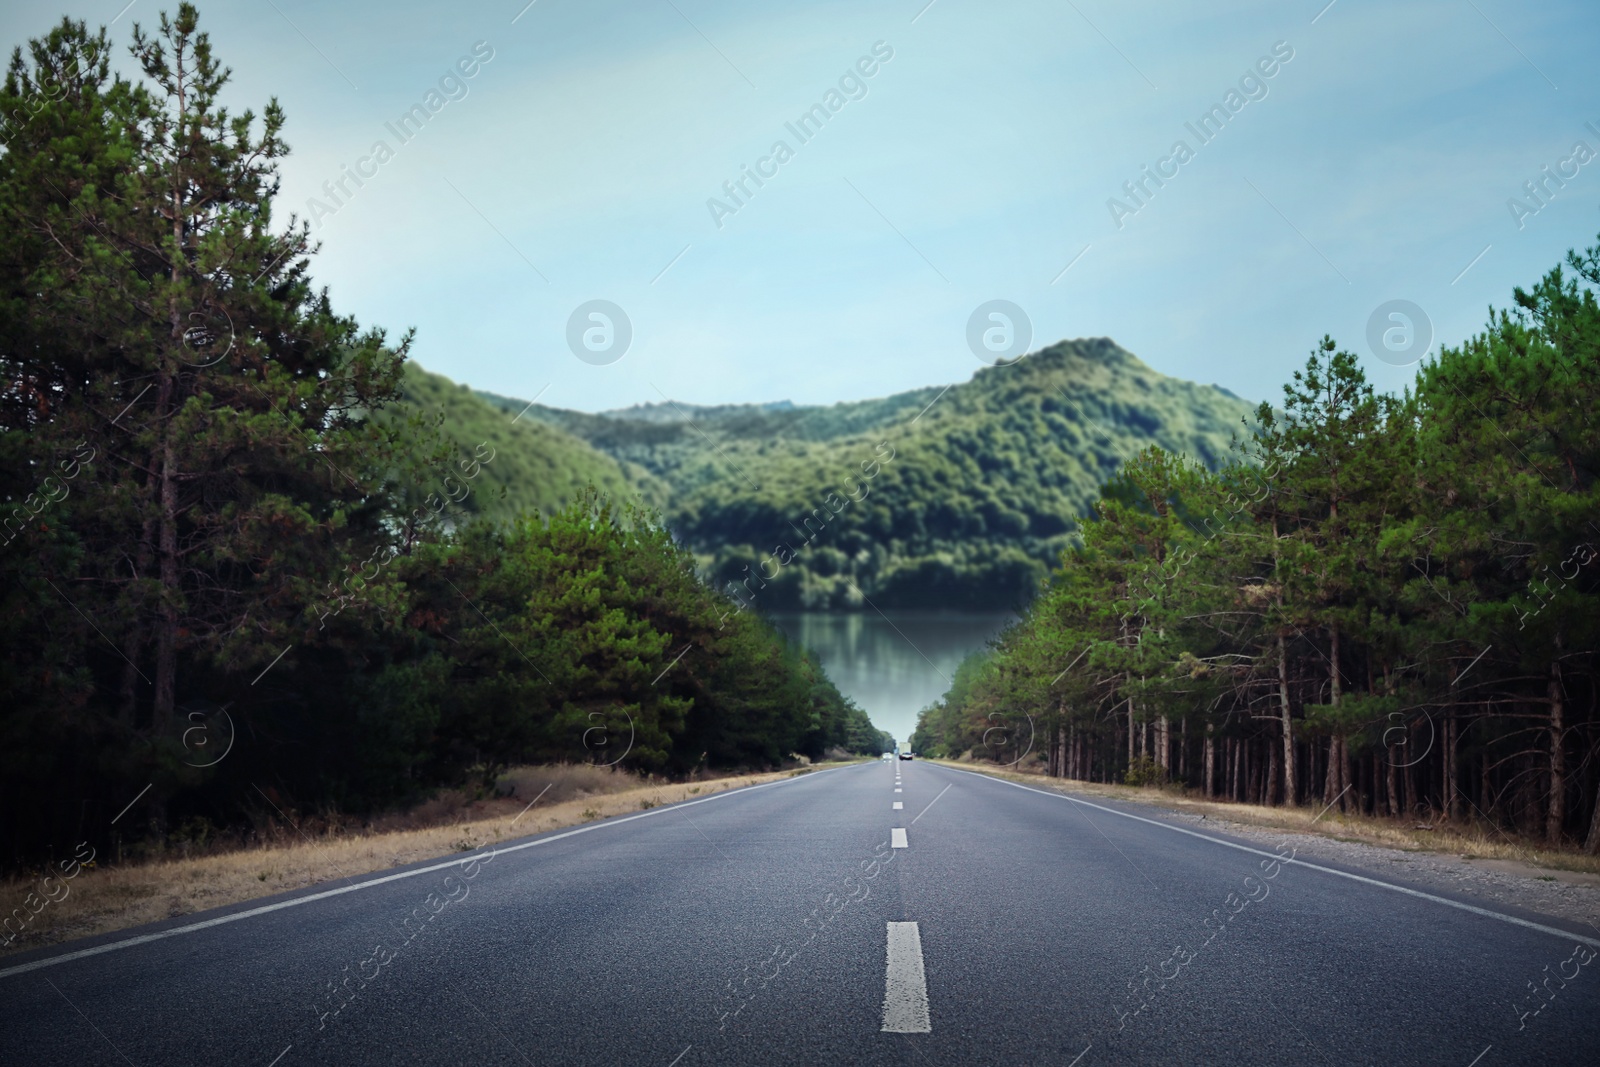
[767,611,1016,748]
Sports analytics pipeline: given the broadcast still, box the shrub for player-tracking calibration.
[1122,756,1166,787]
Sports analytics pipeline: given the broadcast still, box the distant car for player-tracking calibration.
[881,752,894,761]
[898,751,913,760]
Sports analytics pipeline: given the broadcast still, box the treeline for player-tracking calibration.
[497,337,1257,612]
[666,340,1257,612]
[914,237,1600,850]
[0,11,886,868]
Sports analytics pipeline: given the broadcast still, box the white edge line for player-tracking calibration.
[0,765,852,980]
[940,765,1600,950]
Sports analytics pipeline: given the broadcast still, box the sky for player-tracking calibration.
[6,0,1599,417]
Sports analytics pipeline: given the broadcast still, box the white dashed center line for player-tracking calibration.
[881,921,931,1033]
[894,788,902,793]
[891,827,908,848]
[893,801,903,810]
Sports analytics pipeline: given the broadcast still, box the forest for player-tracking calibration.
[487,336,1258,611]
[0,12,889,868]
[913,242,1600,850]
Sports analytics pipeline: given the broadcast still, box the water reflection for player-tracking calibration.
[767,611,1014,745]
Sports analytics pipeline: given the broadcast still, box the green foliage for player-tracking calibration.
[387,365,666,524]
[1122,755,1164,787]
[916,237,1600,849]
[0,11,886,867]
[486,339,1259,610]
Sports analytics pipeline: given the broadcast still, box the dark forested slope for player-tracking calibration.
[393,365,668,523]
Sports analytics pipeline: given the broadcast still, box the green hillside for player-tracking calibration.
[473,339,1259,610]
[393,365,667,523]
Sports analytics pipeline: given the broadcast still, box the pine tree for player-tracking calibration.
[1,8,410,832]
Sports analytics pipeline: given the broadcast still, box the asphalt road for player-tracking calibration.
[3,759,1599,1066]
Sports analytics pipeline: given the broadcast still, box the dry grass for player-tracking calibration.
[941,760,1600,878]
[0,761,856,958]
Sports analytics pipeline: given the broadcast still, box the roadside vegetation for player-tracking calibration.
[0,10,891,878]
[914,233,1600,856]
[490,338,1258,612]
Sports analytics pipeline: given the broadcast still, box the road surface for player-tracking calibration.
[3,759,1597,1065]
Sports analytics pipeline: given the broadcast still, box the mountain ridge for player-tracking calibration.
[417,338,1260,609]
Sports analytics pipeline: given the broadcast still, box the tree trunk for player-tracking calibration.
[1126,697,1135,769]
[1265,738,1280,806]
[1386,744,1399,818]
[1585,765,1600,853]
[1403,732,1418,819]
[154,55,191,746]
[1365,752,1376,815]
[1444,709,1458,821]
[1480,731,1493,819]
[1323,738,1336,807]
[1278,631,1296,806]
[153,368,178,743]
[1547,651,1566,845]
[1331,739,1344,812]
[1179,717,1188,781]
[1204,725,1215,799]
[1325,624,1345,811]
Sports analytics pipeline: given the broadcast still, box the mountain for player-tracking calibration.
[463,338,1260,610]
[394,365,668,523]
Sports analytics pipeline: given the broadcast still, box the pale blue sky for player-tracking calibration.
[6,0,1599,413]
